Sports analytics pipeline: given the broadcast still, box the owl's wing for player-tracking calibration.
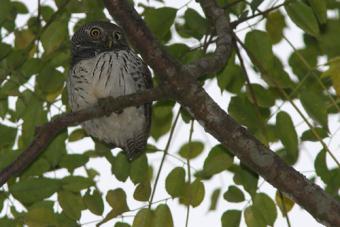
[141,62,153,136]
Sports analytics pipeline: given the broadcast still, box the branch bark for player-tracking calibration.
[185,0,233,78]
[0,86,170,186]
[104,0,340,226]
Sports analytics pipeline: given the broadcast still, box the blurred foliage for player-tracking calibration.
[0,0,339,226]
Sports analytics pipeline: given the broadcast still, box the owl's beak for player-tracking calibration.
[106,36,113,49]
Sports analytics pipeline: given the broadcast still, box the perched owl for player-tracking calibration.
[68,21,152,160]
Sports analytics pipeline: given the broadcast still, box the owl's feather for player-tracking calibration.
[68,22,152,160]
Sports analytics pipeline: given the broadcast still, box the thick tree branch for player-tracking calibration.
[0,86,171,186]
[104,0,180,81]
[185,0,233,78]
[104,0,340,226]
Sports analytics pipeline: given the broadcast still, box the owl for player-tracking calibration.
[67,21,152,160]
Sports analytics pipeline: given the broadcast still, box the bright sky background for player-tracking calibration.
[2,0,339,226]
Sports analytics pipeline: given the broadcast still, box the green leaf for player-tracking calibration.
[41,19,68,54]
[12,1,28,14]
[217,61,245,94]
[154,204,173,227]
[246,83,276,107]
[0,217,16,227]
[209,188,221,211]
[0,42,12,60]
[36,67,64,101]
[143,7,177,42]
[308,0,327,24]
[151,101,173,140]
[166,43,191,60]
[245,30,273,68]
[315,150,331,183]
[22,158,50,178]
[288,47,318,80]
[178,8,208,40]
[178,141,204,159]
[24,203,57,226]
[245,30,294,88]
[106,188,129,216]
[132,208,154,227]
[300,90,328,129]
[165,167,186,198]
[250,0,264,12]
[0,79,20,98]
[221,210,241,227]
[228,95,262,131]
[301,127,328,141]
[275,111,299,164]
[0,149,21,173]
[130,154,149,184]
[245,193,277,227]
[10,178,61,204]
[179,179,205,207]
[318,20,340,58]
[115,222,131,227]
[5,49,28,69]
[322,57,340,96]
[0,124,17,148]
[14,29,34,50]
[42,131,67,168]
[285,1,319,36]
[223,186,245,203]
[112,152,131,182]
[58,191,85,220]
[59,154,89,172]
[68,128,86,142]
[182,49,205,64]
[265,11,286,44]
[0,191,7,213]
[21,58,43,77]
[232,165,258,197]
[62,176,94,192]
[40,6,54,21]
[56,212,77,227]
[84,190,104,216]
[202,145,233,176]
[133,182,151,201]
[275,191,294,216]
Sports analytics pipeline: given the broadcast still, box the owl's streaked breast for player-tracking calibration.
[67,50,150,158]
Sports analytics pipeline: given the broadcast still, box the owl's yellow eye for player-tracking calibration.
[113,31,122,40]
[90,27,101,39]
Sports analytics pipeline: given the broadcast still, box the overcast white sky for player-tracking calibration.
[2,0,339,226]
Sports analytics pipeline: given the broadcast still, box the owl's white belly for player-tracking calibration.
[67,50,147,149]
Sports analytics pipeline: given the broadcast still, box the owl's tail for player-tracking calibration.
[125,133,148,161]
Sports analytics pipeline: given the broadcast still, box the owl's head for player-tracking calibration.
[71,21,128,64]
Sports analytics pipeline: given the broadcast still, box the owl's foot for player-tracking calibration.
[98,97,123,116]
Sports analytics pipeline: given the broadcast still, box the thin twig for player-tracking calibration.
[148,110,181,208]
[185,120,194,227]
[231,1,289,27]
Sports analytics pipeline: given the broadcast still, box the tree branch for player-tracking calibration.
[0,86,171,186]
[104,0,340,226]
[103,0,180,81]
[185,0,233,78]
